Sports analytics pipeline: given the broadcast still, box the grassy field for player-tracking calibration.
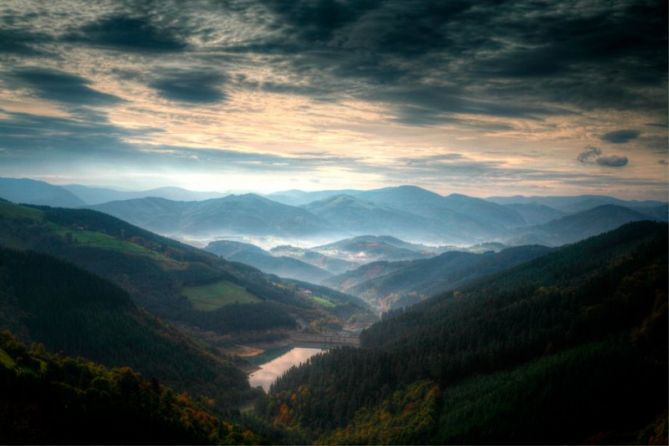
[52,226,178,265]
[182,280,260,311]
[309,295,336,308]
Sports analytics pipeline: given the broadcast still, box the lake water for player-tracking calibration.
[249,347,323,391]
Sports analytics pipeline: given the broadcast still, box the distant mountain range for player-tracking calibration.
[205,235,449,283]
[90,194,331,238]
[302,194,441,239]
[324,244,552,311]
[509,204,665,246]
[64,184,227,204]
[0,177,85,207]
[0,177,665,248]
[502,202,565,225]
[488,194,665,213]
[270,245,358,275]
[311,235,441,263]
[205,240,332,284]
[0,178,228,206]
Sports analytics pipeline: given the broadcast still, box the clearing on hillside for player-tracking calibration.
[182,280,260,311]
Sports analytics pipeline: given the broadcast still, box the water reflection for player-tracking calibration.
[249,347,323,391]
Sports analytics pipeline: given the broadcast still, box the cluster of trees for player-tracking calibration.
[258,222,668,444]
[187,301,297,333]
[0,331,262,444]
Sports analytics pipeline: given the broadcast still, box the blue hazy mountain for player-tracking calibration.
[205,239,332,283]
[269,245,358,275]
[267,189,359,206]
[5,177,665,248]
[503,202,565,225]
[302,194,445,239]
[510,204,659,246]
[488,194,666,213]
[312,235,440,264]
[324,244,551,311]
[0,177,85,207]
[353,186,507,242]
[65,184,227,204]
[90,194,332,237]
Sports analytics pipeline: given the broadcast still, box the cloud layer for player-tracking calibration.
[0,0,666,198]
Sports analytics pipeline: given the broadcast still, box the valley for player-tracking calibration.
[0,180,666,444]
[2,2,665,442]
[0,198,376,376]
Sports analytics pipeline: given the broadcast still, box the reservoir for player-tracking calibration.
[249,347,323,391]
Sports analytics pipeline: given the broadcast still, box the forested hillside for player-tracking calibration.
[0,246,254,408]
[0,331,264,444]
[258,222,668,444]
[0,200,373,340]
[325,245,552,311]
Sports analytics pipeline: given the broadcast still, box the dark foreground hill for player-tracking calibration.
[0,246,253,409]
[259,221,668,444]
[0,331,264,444]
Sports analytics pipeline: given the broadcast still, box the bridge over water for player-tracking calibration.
[289,333,360,348]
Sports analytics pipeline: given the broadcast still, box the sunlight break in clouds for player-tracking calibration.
[0,0,666,198]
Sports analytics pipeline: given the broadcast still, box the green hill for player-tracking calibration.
[0,246,253,409]
[258,221,668,444]
[0,200,373,339]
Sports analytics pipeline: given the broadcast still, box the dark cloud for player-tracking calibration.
[2,0,665,127]
[65,15,187,53]
[0,111,154,157]
[368,85,558,125]
[390,152,649,190]
[227,0,667,124]
[262,0,379,43]
[601,129,641,144]
[0,29,51,56]
[149,70,227,103]
[595,155,629,167]
[8,68,122,106]
[577,146,628,168]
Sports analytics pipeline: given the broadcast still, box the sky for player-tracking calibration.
[0,0,667,198]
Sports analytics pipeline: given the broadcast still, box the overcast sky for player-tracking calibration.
[0,0,666,198]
